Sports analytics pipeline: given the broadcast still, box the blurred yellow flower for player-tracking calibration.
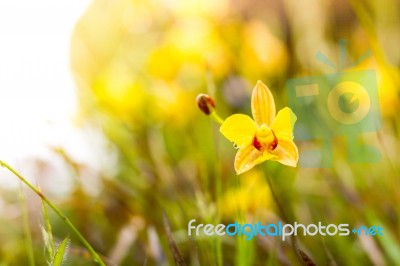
[220,81,298,174]
[151,82,197,125]
[240,20,288,79]
[147,17,231,80]
[347,57,400,118]
[221,170,272,218]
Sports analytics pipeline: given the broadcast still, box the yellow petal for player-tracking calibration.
[235,145,277,174]
[251,80,276,126]
[271,136,298,167]
[220,114,257,146]
[271,107,297,139]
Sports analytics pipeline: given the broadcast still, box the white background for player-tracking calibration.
[0,0,111,191]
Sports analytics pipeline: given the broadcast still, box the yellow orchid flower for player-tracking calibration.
[220,80,299,174]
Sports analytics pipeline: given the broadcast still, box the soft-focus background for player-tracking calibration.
[0,0,399,265]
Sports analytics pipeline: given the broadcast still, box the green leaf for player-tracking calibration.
[52,237,70,266]
[41,199,55,259]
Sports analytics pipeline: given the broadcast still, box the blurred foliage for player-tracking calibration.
[0,0,400,265]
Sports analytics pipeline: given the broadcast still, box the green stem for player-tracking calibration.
[19,185,35,266]
[41,199,55,258]
[0,160,106,266]
[213,124,223,266]
[211,112,224,125]
[264,174,292,224]
[264,173,305,264]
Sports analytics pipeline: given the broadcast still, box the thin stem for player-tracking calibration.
[0,160,106,266]
[41,198,55,258]
[264,174,292,224]
[19,185,35,266]
[206,72,223,265]
[213,121,223,266]
[264,173,304,264]
[211,112,224,125]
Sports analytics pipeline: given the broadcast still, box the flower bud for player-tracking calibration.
[196,94,216,115]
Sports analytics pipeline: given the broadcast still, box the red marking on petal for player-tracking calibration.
[269,138,278,151]
[269,131,278,151]
[252,130,278,152]
[252,136,262,151]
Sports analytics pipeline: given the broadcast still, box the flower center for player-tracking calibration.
[252,124,278,151]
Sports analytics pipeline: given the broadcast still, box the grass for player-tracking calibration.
[0,0,399,265]
[0,161,105,266]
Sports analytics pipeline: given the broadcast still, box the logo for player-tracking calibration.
[286,40,381,167]
[188,219,383,241]
[327,81,371,125]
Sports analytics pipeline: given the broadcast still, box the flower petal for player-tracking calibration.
[271,136,299,167]
[220,114,257,146]
[271,107,297,139]
[235,145,277,174]
[251,80,276,126]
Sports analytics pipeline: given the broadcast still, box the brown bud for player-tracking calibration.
[196,94,216,115]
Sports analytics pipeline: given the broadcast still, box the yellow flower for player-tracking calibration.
[220,170,272,218]
[220,81,299,174]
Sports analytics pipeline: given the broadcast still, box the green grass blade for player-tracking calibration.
[52,237,70,266]
[19,185,35,266]
[41,198,55,261]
